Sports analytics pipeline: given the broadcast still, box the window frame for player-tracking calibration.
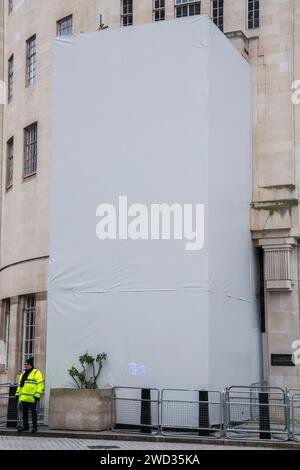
[6,137,14,190]
[175,0,201,18]
[57,15,73,36]
[4,299,10,371]
[26,35,37,87]
[211,0,224,32]
[8,0,13,15]
[153,0,165,22]
[248,0,260,29]
[24,122,38,179]
[8,54,14,103]
[121,0,133,27]
[22,296,36,366]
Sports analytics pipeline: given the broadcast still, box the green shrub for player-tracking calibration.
[68,352,107,389]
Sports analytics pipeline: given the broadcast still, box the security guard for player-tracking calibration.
[16,357,44,433]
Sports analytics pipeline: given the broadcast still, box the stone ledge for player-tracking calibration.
[266,280,292,291]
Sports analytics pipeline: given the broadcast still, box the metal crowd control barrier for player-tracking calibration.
[289,390,300,442]
[161,389,223,438]
[3,381,300,443]
[0,383,45,429]
[112,387,160,435]
[224,385,289,442]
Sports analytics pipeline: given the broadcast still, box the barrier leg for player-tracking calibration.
[6,385,18,428]
[140,388,151,434]
[259,392,271,440]
[198,390,210,436]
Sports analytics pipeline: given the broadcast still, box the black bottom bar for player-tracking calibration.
[114,423,157,432]
[199,391,210,437]
[6,385,18,428]
[259,392,271,440]
[140,389,152,434]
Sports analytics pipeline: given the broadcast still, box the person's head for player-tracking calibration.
[24,357,34,370]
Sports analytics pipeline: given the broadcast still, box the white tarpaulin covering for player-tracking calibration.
[47,17,262,398]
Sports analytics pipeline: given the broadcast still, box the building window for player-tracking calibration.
[8,0,13,14]
[248,0,259,29]
[57,15,73,36]
[154,0,165,21]
[121,0,133,26]
[4,300,10,370]
[8,55,13,102]
[175,0,201,18]
[212,0,224,31]
[24,123,38,177]
[26,35,36,87]
[22,296,36,364]
[6,138,14,189]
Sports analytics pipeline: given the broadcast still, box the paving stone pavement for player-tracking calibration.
[0,436,271,450]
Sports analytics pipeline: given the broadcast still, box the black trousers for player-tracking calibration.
[22,401,38,429]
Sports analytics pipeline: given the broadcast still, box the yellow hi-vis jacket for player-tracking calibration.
[16,369,44,403]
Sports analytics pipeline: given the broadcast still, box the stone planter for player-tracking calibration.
[48,388,113,431]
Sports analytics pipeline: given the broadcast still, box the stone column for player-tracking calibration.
[259,239,300,390]
[35,292,48,375]
[6,297,21,384]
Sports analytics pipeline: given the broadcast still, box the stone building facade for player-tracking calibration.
[0,0,299,390]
